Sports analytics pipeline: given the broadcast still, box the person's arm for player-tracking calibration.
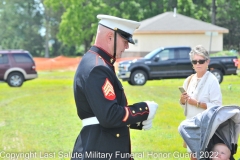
[85,66,152,128]
[205,78,222,108]
[187,97,207,109]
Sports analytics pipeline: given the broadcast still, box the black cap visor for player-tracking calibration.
[116,28,135,44]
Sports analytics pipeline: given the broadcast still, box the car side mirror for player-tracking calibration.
[153,57,160,62]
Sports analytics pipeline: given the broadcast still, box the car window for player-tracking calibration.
[178,48,191,59]
[144,48,163,59]
[12,53,33,63]
[0,54,9,64]
[155,49,175,61]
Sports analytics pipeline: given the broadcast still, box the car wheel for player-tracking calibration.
[127,81,133,85]
[130,70,147,85]
[210,69,223,83]
[7,72,24,87]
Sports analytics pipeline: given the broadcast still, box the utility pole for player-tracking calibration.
[44,17,49,58]
[211,0,216,24]
[43,2,50,58]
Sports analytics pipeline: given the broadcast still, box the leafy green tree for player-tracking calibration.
[41,0,78,57]
[46,0,240,53]
[2,0,236,57]
[215,0,240,50]
[0,0,44,56]
[44,0,181,53]
[45,0,113,53]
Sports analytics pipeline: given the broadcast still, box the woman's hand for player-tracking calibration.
[187,97,199,107]
[180,92,189,104]
[180,93,206,109]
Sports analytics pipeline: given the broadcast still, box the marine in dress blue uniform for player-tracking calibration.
[71,15,158,160]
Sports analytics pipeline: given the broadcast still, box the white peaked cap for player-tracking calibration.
[97,14,141,44]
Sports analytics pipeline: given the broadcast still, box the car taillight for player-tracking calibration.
[233,59,238,67]
[32,66,36,70]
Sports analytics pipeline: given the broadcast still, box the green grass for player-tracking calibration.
[0,71,240,160]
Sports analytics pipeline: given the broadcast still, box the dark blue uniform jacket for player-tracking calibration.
[72,46,149,160]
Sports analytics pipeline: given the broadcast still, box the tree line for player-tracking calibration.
[0,0,239,57]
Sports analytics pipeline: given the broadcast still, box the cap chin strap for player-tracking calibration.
[113,30,117,58]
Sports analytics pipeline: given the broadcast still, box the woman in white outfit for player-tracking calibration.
[179,45,222,160]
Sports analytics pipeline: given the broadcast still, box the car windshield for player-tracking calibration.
[144,48,163,59]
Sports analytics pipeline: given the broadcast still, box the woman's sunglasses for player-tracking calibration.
[192,59,207,65]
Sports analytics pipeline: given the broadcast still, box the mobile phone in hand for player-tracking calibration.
[178,87,186,93]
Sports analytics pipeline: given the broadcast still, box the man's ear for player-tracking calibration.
[106,32,113,44]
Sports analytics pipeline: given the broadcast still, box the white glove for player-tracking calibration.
[142,119,152,130]
[145,101,158,120]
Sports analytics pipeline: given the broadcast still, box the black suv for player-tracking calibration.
[0,50,38,87]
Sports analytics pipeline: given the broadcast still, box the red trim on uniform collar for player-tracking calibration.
[94,45,116,62]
